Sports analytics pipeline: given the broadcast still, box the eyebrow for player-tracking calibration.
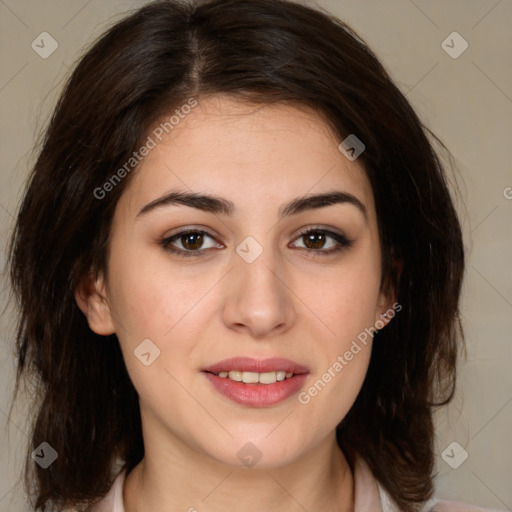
[137,189,368,223]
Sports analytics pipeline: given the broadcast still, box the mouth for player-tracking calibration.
[206,369,296,384]
[202,357,309,407]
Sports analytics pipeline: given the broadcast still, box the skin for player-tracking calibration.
[76,95,395,512]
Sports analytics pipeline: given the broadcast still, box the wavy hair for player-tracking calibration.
[8,0,465,510]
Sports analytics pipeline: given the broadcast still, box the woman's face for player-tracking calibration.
[80,95,394,468]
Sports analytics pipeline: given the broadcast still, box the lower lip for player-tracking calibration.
[203,372,308,407]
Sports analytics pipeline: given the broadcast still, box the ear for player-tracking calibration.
[74,270,116,335]
[374,256,402,328]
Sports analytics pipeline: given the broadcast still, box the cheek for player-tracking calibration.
[293,292,375,447]
[108,268,199,419]
[306,258,382,346]
[297,345,372,438]
[295,251,381,411]
[107,252,222,393]
[107,244,202,339]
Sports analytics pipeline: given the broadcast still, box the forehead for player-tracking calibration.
[120,95,376,223]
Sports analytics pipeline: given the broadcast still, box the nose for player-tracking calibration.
[221,240,296,340]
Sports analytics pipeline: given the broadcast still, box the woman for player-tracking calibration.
[8,0,498,511]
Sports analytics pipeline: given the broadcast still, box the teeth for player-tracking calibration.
[216,370,295,384]
[242,371,260,384]
[258,371,276,384]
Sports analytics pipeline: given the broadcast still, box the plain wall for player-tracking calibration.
[1,1,510,510]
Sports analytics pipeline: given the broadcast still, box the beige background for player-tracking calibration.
[0,0,511,510]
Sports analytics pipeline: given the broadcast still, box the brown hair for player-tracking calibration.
[8,0,465,510]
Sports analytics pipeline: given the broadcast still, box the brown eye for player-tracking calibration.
[302,231,327,250]
[161,230,222,257]
[180,232,205,250]
[291,228,353,255]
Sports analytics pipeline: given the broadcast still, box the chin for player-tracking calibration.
[201,432,306,470]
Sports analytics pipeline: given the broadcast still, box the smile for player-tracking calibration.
[202,357,309,407]
[211,370,294,384]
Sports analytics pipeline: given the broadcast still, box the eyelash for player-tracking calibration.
[160,227,354,258]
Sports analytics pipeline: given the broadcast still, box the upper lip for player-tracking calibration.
[202,357,309,375]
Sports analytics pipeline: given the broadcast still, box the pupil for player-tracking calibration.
[305,232,324,249]
[183,233,203,250]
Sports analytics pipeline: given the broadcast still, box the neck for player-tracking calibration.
[124,432,353,512]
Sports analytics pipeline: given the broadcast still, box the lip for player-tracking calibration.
[202,357,309,375]
[202,357,309,407]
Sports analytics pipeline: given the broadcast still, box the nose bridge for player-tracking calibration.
[236,233,285,302]
[222,233,295,337]
[238,235,280,288]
